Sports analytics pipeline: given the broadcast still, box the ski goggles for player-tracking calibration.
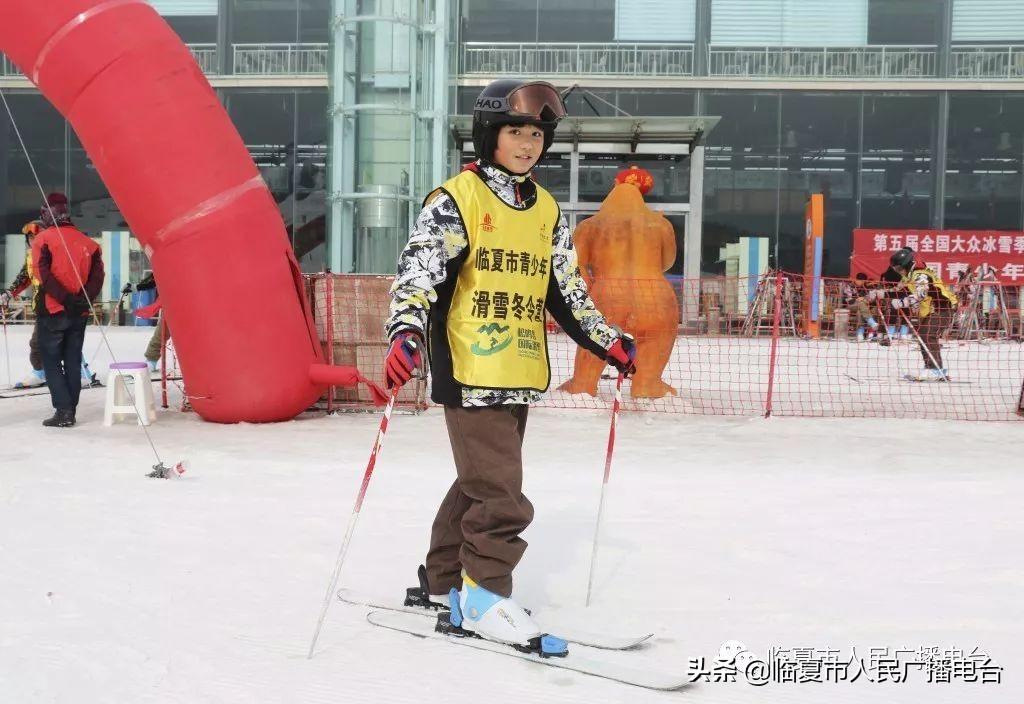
[475,82,567,123]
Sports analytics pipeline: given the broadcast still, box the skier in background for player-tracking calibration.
[122,272,167,372]
[1,219,46,388]
[384,79,636,654]
[841,272,884,343]
[1,217,99,389]
[886,247,958,381]
[879,250,909,339]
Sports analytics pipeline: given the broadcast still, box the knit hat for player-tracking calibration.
[40,192,72,228]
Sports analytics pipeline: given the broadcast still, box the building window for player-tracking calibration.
[702,92,781,273]
[777,93,860,276]
[861,93,937,230]
[225,89,329,270]
[945,93,1024,231]
[231,0,299,44]
[0,94,66,234]
[868,0,942,45]
[711,0,869,46]
[952,0,1024,42]
[614,0,695,42]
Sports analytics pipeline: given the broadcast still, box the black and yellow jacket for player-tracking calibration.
[895,268,958,318]
[385,161,618,407]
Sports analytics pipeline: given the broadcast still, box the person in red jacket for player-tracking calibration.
[31,193,104,427]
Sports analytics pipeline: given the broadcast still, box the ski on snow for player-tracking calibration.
[902,374,972,384]
[365,609,691,692]
[1,375,181,399]
[337,588,653,651]
[0,387,50,399]
[0,384,99,399]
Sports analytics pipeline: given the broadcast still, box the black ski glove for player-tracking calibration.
[63,293,91,317]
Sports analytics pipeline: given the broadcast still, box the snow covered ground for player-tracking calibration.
[1,325,1022,703]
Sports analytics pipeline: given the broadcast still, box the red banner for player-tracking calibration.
[850,229,1024,283]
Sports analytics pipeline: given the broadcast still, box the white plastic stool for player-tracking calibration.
[104,362,157,426]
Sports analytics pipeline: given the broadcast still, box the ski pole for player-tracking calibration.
[307,384,401,658]
[872,296,894,345]
[1,304,11,388]
[897,308,950,382]
[585,371,624,607]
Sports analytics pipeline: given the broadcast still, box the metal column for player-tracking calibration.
[217,0,230,75]
[327,0,449,274]
[328,0,358,273]
[932,91,949,230]
[684,144,705,326]
[430,0,449,187]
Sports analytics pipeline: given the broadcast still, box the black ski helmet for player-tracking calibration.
[890,247,916,272]
[471,79,566,162]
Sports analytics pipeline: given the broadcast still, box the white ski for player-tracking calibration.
[366,609,691,692]
[902,374,971,384]
[337,589,653,651]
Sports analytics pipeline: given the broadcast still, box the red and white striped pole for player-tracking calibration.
[160,316,168,410]
[1,304,11,388]
[764,270,784,418]
[308,385,400,658]
[585,372,624,607]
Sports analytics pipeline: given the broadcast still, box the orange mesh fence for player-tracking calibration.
[307,273,427,412]
[305,272,1024,421]
[542,275,773,416]
[748,272,1023,421]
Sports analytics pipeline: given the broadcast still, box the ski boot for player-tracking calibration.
[81,363,103,388]
[404,564,449,612]
[438,572,568,658]
[14,368,46,389]
[910,368,949,382]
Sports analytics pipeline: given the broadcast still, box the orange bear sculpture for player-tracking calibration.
[558,166,679,398]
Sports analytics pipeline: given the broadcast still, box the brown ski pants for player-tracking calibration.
[916,309,952,369]
[144,315,169,363]
[425,404,533,599]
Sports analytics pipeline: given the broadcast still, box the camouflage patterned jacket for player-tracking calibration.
[386,160,619,407]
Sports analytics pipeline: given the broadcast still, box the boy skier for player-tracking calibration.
[886,248,958,381]
[842,273,884,343]
[384,79,637,654]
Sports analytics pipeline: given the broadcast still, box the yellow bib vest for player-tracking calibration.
[26,249,40,307]
[441,170,557,391]
[903,268,958,318]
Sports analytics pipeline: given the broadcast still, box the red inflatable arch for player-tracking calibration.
[0,0,384,422]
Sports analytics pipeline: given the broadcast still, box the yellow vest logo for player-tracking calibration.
[442,170,556,391]
[470,323,513,356]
